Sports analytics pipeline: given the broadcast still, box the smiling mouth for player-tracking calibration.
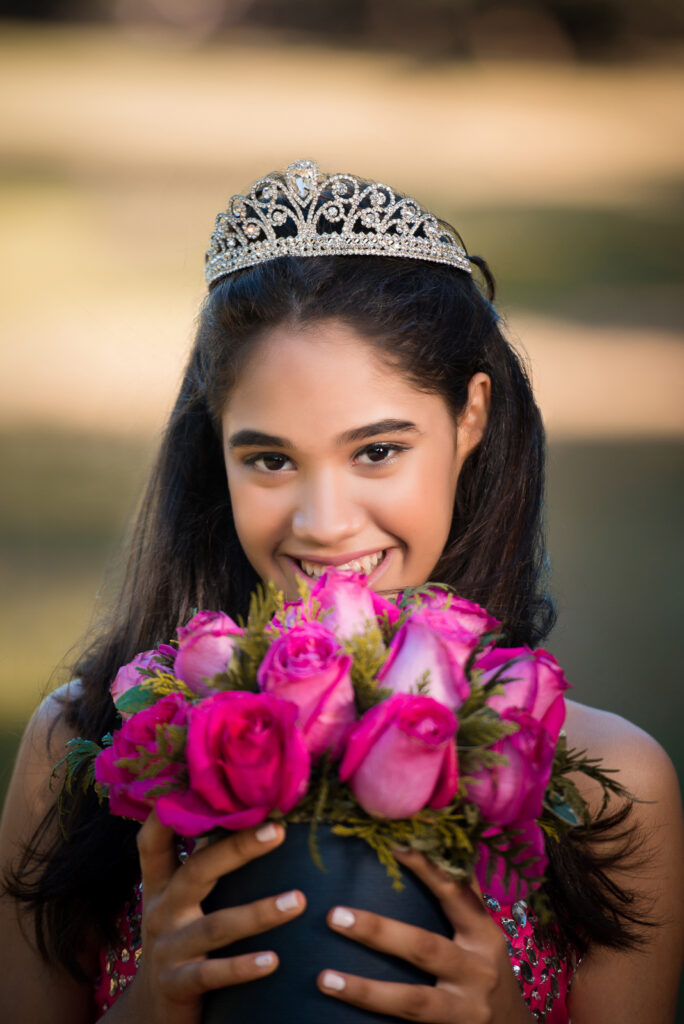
[295,550,387,580]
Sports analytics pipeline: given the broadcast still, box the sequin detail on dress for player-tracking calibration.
[483,894,578,1023]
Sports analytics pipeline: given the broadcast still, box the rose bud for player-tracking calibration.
[399,589,500,638]
[174,610,242,696]
[110,649,166,719]
[155,691,310,835]
[465,708,555,826]
[376,606,486,709]
[309,570,400,639]
[339,693,458,819]
[475,646,570,744]
[257,621,356,760]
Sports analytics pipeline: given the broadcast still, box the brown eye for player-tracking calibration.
[366,444,392,462]
[356,443,406,465]
[247,453,292,472]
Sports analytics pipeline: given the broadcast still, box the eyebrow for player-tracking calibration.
[227,419,420,450]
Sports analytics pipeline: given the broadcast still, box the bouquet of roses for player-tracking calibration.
[61,573,619,907]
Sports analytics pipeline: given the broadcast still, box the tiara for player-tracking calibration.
[205,159,472,286]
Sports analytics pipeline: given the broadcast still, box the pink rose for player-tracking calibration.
[155,691,310,835]
[174,610,242,696]
[475,820,548,905]
[475,646,569,744]
[94,693,190,821]
[110,649,166,720]
[257,621,356,760]
[376,606,484,709]
[339,693,458,818]
[465,709,555,826]
[400,589,500,637]
[309,571,400,639]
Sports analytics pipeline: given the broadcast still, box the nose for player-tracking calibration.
[291,469,365,547]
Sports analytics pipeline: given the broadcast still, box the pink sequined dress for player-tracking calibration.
[93,882,576,1022]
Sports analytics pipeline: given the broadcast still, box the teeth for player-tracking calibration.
[299,551,385,579]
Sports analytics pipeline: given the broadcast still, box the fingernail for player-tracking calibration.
[255,823,279,843]
[275,890,300,912]
[391,844,410,853]
[331,906,355,929]
[321,970,346,992]
[254,952,276,969]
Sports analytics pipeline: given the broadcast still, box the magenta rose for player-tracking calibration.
[257,621,356,759]
[475,646,570,744]
[308,571,401,639]
[155,691,310,835]
[339,693,458,818]
[94,692,190,821]
[376,606,485,709]
[475,819,548,905]
[174,610,242,696]
[465,708,555,826]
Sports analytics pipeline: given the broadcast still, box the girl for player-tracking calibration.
[1,161,682,1023]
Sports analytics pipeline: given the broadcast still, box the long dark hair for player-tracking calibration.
[4,250,644,979]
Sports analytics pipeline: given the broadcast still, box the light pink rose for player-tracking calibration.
[174,610,242,696]
[257,621,356,760]
[465,708,555,826]
[376,606,484,709]
[110,648,174,720]
[155,691,310,835]
[475,646,570,744]
[339,693,459,818]
[399,589,500,637]
[475,820,548,905]
[94,693,190,821]
[309,571,401,639]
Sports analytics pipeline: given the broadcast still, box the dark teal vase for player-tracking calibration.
[201,824,451,1023]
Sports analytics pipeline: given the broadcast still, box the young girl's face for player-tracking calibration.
[221,319,488,601]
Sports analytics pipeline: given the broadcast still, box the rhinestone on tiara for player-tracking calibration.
[205,159,472,286]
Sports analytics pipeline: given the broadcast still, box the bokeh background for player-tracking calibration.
[1,3,683,1004]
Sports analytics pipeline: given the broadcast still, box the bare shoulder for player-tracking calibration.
[564,701,684,1023]
[563,698,681,809]
[0,681,83,850]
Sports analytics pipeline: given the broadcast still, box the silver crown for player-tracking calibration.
[205,159,471,286]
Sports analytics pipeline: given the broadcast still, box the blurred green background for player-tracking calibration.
[0,3,682,1011]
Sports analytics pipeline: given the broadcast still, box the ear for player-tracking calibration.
[455,373,490,461]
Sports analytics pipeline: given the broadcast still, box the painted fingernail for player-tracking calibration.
[255,823,279,842]
[321,971,346,992]
[254,952,276,969]
[276,890,300,912]
[331,906,355,929]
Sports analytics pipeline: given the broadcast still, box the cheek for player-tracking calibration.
[373,450,458,568]
[226,474,284,566]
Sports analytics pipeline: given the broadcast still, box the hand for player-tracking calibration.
[317,848,534,1023]
[111,811,307,1024]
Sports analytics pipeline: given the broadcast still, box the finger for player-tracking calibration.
[166,823,286,905]
[167,949,280,999]
[317,970,465,1023]
[393,849,487,934]
[326,905,461,981]
[165,888,306,960]
[137,809,178,899]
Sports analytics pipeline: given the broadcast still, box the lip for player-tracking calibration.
[284,547,396,587]
[285,547,391,567]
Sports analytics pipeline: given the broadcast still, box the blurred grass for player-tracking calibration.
[1,430,682,807]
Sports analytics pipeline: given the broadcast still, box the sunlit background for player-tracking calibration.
[1,0,682,893]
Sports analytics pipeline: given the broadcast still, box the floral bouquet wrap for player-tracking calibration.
[62,572,617,910]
